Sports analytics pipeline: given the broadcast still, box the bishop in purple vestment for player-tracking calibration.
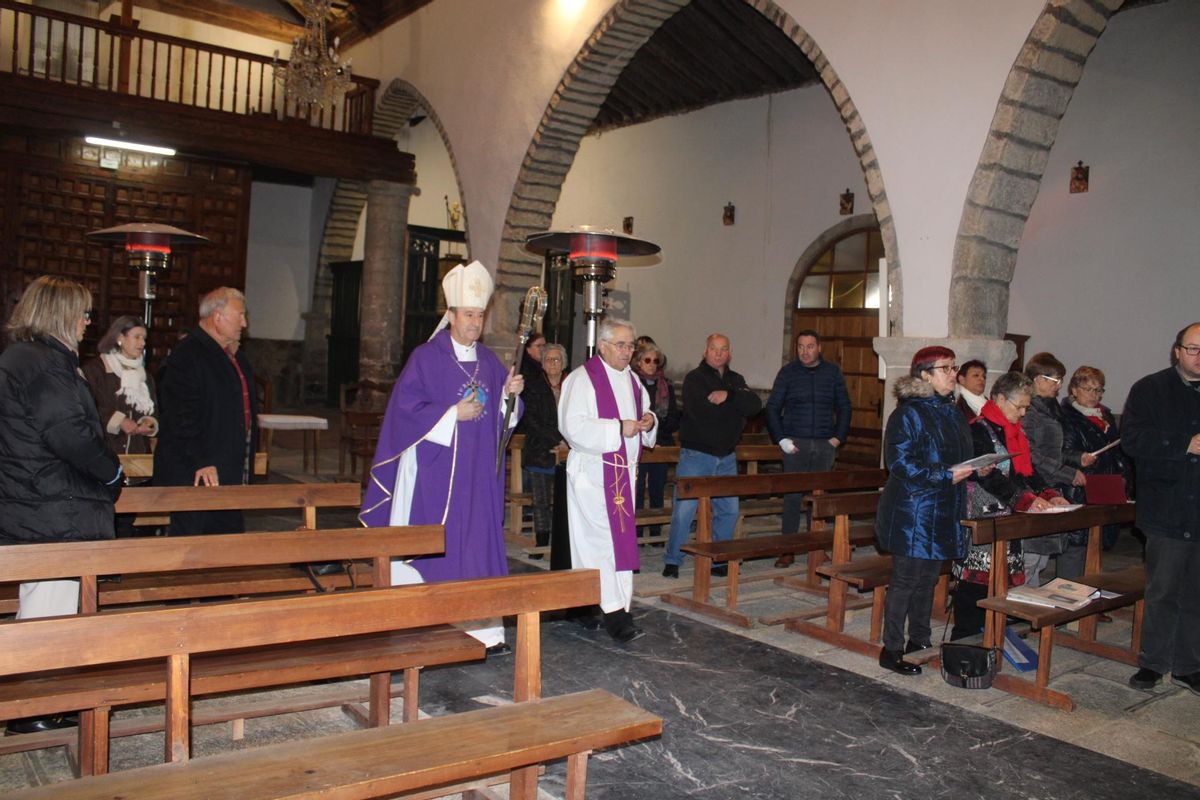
[360,261,523,606]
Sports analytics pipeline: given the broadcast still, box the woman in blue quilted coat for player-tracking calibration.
[875,346,977,676]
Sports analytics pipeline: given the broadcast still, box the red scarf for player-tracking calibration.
[980,399,1034,476]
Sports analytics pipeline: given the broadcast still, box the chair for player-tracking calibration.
[338,380,394,485]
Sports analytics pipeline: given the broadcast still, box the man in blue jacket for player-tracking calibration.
[765,329,851,567]
[1123,322,1200,695]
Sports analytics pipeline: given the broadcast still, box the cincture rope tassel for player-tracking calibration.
[602,453,633,520]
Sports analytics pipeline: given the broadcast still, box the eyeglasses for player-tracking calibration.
[605,341,635,352]
[1008,400,1031,411]
[1077,385,1105,396]
[1036,374,1062,385]
[1178,344,1200,357]
[640,357,661,365]
[928,364,959,374]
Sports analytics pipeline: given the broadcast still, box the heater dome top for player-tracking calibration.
[86,223,210,245]
[524,226,659,258]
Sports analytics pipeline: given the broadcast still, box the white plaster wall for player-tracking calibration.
[245,181,318,341]
[552,86,867,390]
[1009,2,1200,411]
[346,0,1045,338]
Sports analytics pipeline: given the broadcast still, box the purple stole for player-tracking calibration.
[583,356,643,572]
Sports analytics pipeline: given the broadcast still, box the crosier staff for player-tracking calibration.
[496,285,548,474]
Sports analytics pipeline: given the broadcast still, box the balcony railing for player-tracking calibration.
[0,0,376,134]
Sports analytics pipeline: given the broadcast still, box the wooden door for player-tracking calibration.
[790,308,882,468]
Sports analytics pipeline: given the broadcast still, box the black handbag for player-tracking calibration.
[940,575,1000,690]
[940,642,999,689]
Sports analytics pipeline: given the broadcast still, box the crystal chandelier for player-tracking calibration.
[274,0,353,110]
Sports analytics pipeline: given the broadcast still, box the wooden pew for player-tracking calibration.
[0,525,484,775]
[965,503,1140,711]
[2,571,663,799]
[117,453,269,527]
[1,483,366,616]
[659,469,887,627]
[782,490,951,657]
[518,442,788,557]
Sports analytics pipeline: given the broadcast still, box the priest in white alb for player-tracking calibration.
[558,317,657,642]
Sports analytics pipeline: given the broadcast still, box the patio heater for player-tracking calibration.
[524,226,660,357]
[86,223,210,327]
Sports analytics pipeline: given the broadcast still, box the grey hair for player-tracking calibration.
[989,371,1033,402]
[598,316,635,343]
[543,342,567,366]
[199,287,245,319]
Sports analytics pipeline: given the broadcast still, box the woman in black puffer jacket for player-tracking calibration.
[0,276,123,614]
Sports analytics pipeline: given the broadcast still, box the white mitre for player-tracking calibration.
[429,260,494,339]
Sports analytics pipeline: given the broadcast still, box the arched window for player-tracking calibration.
[798,228,883,309]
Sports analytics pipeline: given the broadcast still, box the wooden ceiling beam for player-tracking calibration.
[135,0,302,43]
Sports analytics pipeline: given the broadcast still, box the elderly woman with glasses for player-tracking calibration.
[875,346,977,675]
[632,341,678,540]
[521,342,568,557]
[1022,353,1096,584]
[1061,365,1127,549]
[951,371,1070,640]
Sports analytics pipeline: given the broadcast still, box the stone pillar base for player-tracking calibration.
[873,336,1016,428]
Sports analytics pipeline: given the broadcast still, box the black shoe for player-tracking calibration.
[1129,667,1163,690]
[485,643,512,657]
[5,715,79,735]
[774,554,794,568]
[904,641,933,655]
[603,609,643,643]
[528,553,544,561]
[878,648,921,676]
[97,574,122,583]
[1171,672,1200,696]
[710,564,728,578]
[662,564,679,579]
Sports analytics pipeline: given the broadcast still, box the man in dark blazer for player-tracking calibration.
[154,287,258,535]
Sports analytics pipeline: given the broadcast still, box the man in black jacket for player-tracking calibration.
[154,287,258,535]
[662,334,762,578]
[1123,322,1200,695]
[765,329,851,567]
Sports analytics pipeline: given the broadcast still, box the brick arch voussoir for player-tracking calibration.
[494,0,900,347]
[949,0,1125,338]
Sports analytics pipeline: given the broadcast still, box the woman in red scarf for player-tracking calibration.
[950,371,1070,640]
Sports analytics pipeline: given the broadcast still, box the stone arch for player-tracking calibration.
[948,0,1124,338]
[302,79,467,402]
[780,213,879,363]
[492,0,903,351]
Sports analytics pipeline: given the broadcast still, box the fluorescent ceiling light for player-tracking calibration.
[85,136,175,156]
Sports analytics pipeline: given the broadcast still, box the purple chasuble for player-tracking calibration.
[359,330,518,582]
[583,355,643,572]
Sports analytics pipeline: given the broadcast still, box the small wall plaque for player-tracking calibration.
[1070,161,1089,194]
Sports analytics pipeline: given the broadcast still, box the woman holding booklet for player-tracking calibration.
[875,346,978,676]
[951,371,1071,640]
[1060,366,1127,550]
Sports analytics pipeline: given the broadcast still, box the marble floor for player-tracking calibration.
[3,432,1196,798]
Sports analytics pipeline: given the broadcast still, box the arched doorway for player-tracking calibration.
[788,218,884,467]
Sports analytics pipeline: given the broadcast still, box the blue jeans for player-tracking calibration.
[664,449,738,567]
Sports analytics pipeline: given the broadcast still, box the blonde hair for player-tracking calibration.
[5,275,91,348]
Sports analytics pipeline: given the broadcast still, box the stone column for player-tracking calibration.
[873,336,1017,428]
[359,180,415,409]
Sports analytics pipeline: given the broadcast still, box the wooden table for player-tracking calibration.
[258,413,329,474]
